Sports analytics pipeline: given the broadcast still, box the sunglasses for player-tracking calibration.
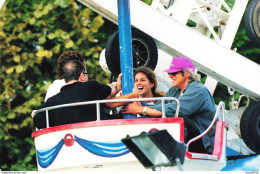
[168,71,182,76]
[83,72,91,77]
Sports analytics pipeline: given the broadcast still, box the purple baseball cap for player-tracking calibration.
[164,57,195,73]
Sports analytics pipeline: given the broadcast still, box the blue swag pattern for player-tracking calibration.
[75,135,130,157]
[36,136,130,168]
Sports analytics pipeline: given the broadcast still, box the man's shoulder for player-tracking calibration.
[187,81,208,93]
[42,95,58,107]
[86,80,102,85]
[189,81,213,98]
[67,81,97,87]
[71,81,110,92]
[189,81,205,88]
[76,81,105,88]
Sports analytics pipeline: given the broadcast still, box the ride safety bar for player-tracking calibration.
[34,97,180,128]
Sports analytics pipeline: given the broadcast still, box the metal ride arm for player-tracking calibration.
[34,97,180,128]
[77,0,260,101]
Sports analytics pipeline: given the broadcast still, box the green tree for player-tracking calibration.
[0,0,260,171]
[0,0,116,170]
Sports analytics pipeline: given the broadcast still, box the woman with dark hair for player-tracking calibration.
[45,51,86,101]
[134,66,164,100]
[133,66,165,117]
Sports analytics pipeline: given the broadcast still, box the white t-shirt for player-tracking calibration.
[44,79,66,101]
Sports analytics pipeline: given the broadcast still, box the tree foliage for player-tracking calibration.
[0,0,116,170]
[0,0,259,171]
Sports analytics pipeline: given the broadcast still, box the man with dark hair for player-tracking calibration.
[62,60,85,82]
[33,60,138,129]
[45,51,86,101]
[57,51,85,79]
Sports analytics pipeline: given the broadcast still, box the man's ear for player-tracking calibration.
[79,73,84,81]
[185,71,191,78]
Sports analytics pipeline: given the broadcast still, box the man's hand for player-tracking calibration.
[116,73,122,93]
[121,102,143,115]
[107,73,122,97]
[31,110,36,117]
[132,85,139,97]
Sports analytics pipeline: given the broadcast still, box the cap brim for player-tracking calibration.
[163,68,182,73]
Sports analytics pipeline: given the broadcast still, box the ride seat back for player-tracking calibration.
[186,120,228,160]
[212,121,229,159]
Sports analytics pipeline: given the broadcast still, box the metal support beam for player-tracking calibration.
[117,0,135,118]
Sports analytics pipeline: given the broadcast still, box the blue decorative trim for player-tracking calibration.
[75,136,130,157]
[36,139,64,168]
[36,135,130,168]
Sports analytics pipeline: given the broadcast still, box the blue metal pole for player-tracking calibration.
[117,0,135,119]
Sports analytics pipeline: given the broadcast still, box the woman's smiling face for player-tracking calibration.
[134,72,154,98]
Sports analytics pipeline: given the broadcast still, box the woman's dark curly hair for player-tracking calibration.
[134,66,165,97]
[57,51,85,79]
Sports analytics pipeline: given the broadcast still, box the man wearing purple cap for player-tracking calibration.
[122,57,216,154]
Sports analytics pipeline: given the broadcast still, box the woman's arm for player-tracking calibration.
[121,102,162,117]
